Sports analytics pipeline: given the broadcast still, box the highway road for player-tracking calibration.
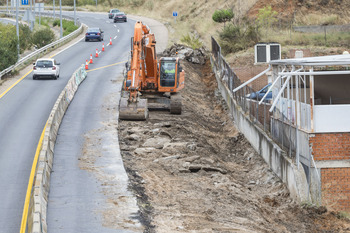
[0,17,16,25]
[0,11,140,232]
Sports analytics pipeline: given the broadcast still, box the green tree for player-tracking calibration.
[256,5,278,34]
[212,9,234,27]
[219,22,260,55]
[0,24,18,70]
[32,28,55,48]
[19,24,32,52]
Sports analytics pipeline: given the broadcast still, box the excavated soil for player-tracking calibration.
[118,60,350,233]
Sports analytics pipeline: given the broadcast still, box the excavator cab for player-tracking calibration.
[160,59,176,87]
[158,57,184,92]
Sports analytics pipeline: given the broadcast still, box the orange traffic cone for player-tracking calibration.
[89,54,93,64]
[102,43,105,52]
[85,60,89,70]
[95,48,99,58]
[109,37,112,45]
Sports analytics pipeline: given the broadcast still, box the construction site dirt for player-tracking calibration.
[118,57,350,232]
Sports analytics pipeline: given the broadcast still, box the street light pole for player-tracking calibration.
[74,0,76,25]
[59,0,62,38]
[15,0,20,59]
[53,0,55,19]
[6,0,8,12]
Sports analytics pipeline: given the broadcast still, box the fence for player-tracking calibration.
[211,36,271,132]
[0,10,83,80]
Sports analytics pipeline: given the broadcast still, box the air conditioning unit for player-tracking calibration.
[254,43,281,64]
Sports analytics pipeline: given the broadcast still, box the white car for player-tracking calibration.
[33,58,60,80]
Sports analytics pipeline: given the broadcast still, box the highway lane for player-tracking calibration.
[0,11,131,232]
[0,18,16,25]
[47,13,143,232]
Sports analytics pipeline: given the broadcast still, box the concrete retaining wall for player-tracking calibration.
[27,65,87,233]
[211,56,309,203]
[294,24,350,33]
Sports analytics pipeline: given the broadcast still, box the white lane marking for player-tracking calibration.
[106,43,110,47]
[114,36,117,39]
[118,29,120,32]
[54,35,86,57]
[114,25,117,28]
[98,51,102,54]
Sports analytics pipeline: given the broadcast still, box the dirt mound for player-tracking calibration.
[118,59,350,232]
[162,44,207,65]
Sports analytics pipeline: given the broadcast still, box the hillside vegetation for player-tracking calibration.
[80,0,350,51]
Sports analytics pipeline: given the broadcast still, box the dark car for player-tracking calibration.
[246,83,272,102]
[114,12,127,23]
[108,9,120,19]
[85,28,104,42]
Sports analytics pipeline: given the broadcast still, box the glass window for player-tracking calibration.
[160,61,176,87]
[36,60,53,67]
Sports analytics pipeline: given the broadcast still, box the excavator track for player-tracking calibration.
[170,92,182,114]
[119,97,149,120]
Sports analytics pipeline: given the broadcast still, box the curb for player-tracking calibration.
[27,65,87,233]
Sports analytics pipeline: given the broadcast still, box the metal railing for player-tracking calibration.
[0,10,83,80]
[211,36,272,132]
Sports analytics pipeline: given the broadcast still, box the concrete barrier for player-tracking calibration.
[27,65,87,233]
[210,56,309,203]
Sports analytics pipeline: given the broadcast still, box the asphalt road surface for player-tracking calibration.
[0,18,15,25]
[46,12,143,233]
[0,11,141,233]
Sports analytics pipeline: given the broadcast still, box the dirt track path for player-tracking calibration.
[118,59,350,233]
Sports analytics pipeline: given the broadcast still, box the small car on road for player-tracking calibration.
[32,58,60,80]
[114,12,127,23]
[85,28,104,42]
[108,9,120,18]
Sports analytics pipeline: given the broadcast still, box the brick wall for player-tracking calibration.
[310,133,350,211]
[310,133,350,160]
[321,168,350,211]
[233,66,268,91]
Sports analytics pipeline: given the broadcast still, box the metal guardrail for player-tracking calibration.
[0,10,83,80]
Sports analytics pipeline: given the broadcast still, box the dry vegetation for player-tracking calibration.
[82,0,350,68]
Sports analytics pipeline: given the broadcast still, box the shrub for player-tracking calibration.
[0,24,18,70]
[180,33,203,50]
[32,28,55,48]
[219,22,260,55]
[212,9,234,27]
[53,19,60,27]
[19,24,32,52]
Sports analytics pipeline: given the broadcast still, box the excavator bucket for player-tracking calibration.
[119,97,149,120]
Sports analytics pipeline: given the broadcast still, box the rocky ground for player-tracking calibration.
[118,47,350,233]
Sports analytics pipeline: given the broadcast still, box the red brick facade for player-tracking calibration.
[321,168,350,211]
[310,133,350,160]
[233,66,268,91]
[310,133,350,211]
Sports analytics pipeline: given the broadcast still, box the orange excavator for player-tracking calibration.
[119,21,185,120]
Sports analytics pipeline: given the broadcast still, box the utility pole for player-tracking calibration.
[53,0,55,19]
[15,0,19,59]
[39,2,41,26]
[59,0,62,38]
[6,0,8,12]
[74,0,76,25]
[33,0,35,21]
